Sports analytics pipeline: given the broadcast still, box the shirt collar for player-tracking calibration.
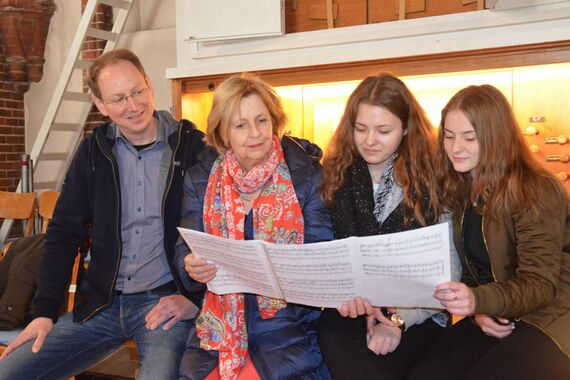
[114,112,166,147]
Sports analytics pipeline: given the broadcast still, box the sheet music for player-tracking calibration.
[358,224,450,308]
[177,228,282,298]
[177,223,450,309]
[265,240,359,308]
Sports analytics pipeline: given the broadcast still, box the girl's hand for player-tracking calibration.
[474,315,515,339]
[366,318,402,355]
[434,281,476,316]
[183,253,217,283]
[337,297,373,318]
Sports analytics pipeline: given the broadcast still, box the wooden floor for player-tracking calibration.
[76,345,139,380]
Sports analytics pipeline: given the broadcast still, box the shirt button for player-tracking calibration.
[137,207,141,212]
[127,276,131,281]
[138,180,142,186]
[138,156,142,160]
[135,229,140,234]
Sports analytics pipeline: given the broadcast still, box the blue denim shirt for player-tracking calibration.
[114,115,173,293]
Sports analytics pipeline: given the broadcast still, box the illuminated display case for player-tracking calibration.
[172,42,570,193]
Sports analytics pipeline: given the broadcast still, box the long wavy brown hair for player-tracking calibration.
[320,73,440,225]
[437,84,563,219]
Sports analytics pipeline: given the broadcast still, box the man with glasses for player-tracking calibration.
[0,49,206,379]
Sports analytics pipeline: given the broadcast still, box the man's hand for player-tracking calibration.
[0,317,53,359]
[145,294,199,331]
[473,315,514,339]
[337,297,373,318]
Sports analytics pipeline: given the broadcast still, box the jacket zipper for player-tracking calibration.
[80,132,122,323]
[520,319,570,358]
[483,216,569,358]
[244,296,270,380]
[466,204,568,358]
[460,204,481,286]
[161,122,183,218]
[480,210,498,283]
[484,211,568,357]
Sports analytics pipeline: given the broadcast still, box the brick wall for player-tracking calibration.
[0,0,112,194]
[0,0,54,192]
[0,44,25,192]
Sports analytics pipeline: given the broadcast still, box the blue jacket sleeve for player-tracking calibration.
[300,169,333,244]
[174,169,207,295]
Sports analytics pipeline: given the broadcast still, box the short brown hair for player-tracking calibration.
[206,74,287,153]
[87,49,147,99]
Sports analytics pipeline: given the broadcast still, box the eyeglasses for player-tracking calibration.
[103,87,149,107]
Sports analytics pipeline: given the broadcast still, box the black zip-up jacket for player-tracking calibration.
[32,115,205,323]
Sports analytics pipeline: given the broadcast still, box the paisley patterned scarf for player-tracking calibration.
[197,137,304,379]
[372,154,401,224]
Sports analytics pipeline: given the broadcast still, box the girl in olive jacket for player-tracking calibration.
[410,84,570,380]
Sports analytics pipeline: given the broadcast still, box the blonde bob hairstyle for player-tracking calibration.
[206,74,287,153]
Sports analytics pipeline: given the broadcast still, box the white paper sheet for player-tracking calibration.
[177,222,450,309]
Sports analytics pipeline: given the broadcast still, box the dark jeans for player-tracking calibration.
[0,290,192,380]
[410,317,570,380]
[318,308,443,380]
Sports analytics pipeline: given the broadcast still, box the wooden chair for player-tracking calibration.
[0,192,36,354]
[39,191,60,234]
[0,191,37,237]
[0,191,81,357]
[1,191,138,377]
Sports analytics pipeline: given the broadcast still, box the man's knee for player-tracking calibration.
[0,340,46,379]
[135,319,192,377]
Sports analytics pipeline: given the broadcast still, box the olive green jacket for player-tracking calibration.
[454,184,570,357]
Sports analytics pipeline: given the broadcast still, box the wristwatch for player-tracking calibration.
[383,309,406,331]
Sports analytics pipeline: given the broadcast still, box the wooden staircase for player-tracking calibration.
[0,0,134,244]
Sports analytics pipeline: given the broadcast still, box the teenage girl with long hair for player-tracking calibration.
[318,73,460,379]
[410,84,570,379]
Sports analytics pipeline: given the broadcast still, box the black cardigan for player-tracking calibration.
[33,118,205,323]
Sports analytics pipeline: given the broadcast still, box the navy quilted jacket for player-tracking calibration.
[175,136,333,380]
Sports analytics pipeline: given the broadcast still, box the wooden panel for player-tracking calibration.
[171,79,182,120]
[177,41,570,94]
[513,62,570,194]
[302,82,359,147]
[277,86,305,138]
[285,0,479,32]
[403,69,513,127]
[173,43,570,163]
[308,2,339,20]
[181,86,305,138]
[181,92,214,133]
[369,0,478,23]
[302,71,514,152]
[285,0,367,33]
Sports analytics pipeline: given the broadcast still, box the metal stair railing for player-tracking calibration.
[0,0,134,244]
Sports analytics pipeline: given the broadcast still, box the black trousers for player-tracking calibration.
[318,308,444,380]
[409,317,570,380]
